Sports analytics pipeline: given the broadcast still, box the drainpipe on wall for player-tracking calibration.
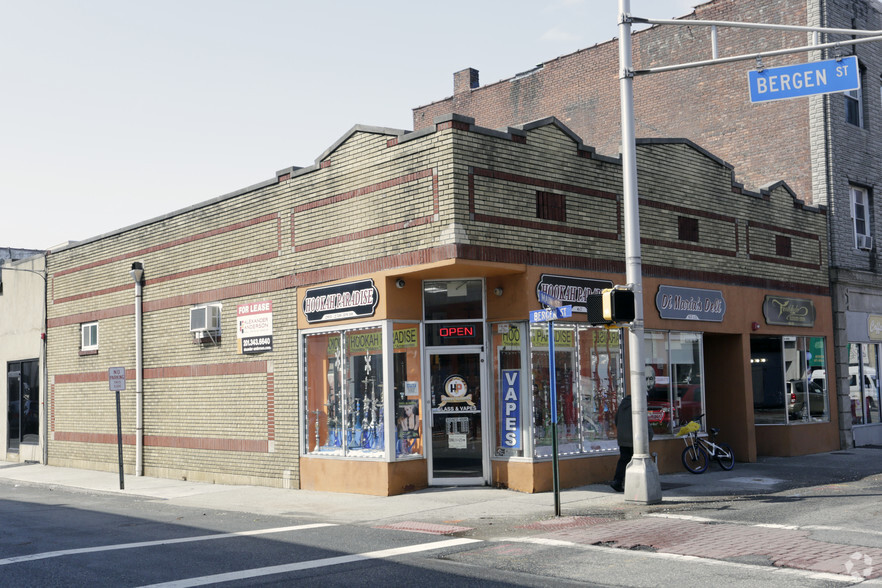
[130,262,144,476]
[42,254,48,465]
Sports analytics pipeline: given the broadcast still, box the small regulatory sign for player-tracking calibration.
[108,367,126,391]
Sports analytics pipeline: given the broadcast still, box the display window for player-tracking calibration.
[303,322,423,459]
[645,331,704,435]
[393,323,423,457]
[491,322,624,459]
[493,323,526,458]
[752,335,829,425]
[531,324,579,457]
[579,328,622,452]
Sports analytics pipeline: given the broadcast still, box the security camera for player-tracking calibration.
[395,278,406,289]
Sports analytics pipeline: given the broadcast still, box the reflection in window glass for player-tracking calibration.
[847,343,881,425]
[423,280,483,320]
[7,359,40,450]
[645,331,704,435]
[752,335,829,425]
[579,327,623,452]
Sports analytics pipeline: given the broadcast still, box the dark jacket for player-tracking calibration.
[615,395,652,448]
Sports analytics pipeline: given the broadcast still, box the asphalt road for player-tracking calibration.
[3,470,882,587]
[3,449,882,586]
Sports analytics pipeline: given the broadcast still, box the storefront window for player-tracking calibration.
[848,343,881,425]
[493,323,526,458]
[752,335,829,425]
[531,324,579,457]
[645,331,704,435]
[303,326,385,458]
[578,327,622,452]
[423,279,484,346]
[502,322,623,459]
[393,323,423,457]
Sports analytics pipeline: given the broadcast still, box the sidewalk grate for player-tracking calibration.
[374,521,474,535]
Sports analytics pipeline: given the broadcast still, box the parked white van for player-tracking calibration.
[812,366,878,422]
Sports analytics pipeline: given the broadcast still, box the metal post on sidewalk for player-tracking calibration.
[618,0,662,504]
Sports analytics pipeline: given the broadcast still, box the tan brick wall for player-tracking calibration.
[45,114,828,489]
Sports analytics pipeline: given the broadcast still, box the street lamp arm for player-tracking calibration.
[632,34,882,76]
[633,16,882,37]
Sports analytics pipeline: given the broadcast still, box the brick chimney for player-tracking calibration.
[454,68,479,94]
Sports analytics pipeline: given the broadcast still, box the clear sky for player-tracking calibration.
[0,0,695,250]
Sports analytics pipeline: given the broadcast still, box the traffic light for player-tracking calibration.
[602,288,635,323]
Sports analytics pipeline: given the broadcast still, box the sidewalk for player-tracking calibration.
[2,446,881,528]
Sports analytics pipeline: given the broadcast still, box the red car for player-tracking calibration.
[647,384,702,434]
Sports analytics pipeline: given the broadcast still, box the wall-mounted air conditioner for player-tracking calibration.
[857,234,874,251]
[190,304,221,333]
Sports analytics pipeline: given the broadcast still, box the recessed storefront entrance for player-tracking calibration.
[427,350,487,484]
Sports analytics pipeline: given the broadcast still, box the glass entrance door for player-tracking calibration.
[428,351,486,484]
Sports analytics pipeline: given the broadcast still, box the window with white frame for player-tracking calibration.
[851,186,873,250]
[81,322,98,351]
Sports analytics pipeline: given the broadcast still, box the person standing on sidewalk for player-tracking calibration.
[611,394,652,492]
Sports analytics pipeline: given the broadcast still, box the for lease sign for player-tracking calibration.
[237,300,273,354]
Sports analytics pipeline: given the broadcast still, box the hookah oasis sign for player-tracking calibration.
[303,279,379,323]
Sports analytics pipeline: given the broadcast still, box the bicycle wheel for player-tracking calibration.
[714,442,735,470]
[681,443,709,474]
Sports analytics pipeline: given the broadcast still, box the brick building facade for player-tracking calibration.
[413,0,882,447]
[43,115,834,494]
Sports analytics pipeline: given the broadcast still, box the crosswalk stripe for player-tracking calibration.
[138,537,482,588]
[0,523,336,566]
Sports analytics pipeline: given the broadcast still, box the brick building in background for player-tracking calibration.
[41,115,833,494]
[414,0,882,447]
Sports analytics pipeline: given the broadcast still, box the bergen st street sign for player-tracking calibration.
[748,55,859,103]
[529,305,573,323]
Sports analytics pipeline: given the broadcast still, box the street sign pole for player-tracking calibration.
[531,297,572,516]
[548,316,560,517]
[109,367,126,490]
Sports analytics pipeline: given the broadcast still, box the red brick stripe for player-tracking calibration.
[54,360,268,384]
[54,431,268,453]
[53,214,280,278]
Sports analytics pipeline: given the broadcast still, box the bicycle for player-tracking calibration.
[675,414,735,474]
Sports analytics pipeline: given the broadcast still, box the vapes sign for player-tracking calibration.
[302,279,379,323]
[500,370,521,449]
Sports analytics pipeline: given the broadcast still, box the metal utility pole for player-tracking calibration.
[617,0,661,504]
[615,1,882,505]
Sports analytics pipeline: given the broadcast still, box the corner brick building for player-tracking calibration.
[413,0,882,448]
[40,115,834,495]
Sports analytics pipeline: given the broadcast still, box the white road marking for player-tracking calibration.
[649,513,882,537]
[0,524,336,566]
[500,537,866,584]
[138,537,482,587]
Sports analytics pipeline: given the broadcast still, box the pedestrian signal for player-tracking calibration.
[602,288,635,323]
